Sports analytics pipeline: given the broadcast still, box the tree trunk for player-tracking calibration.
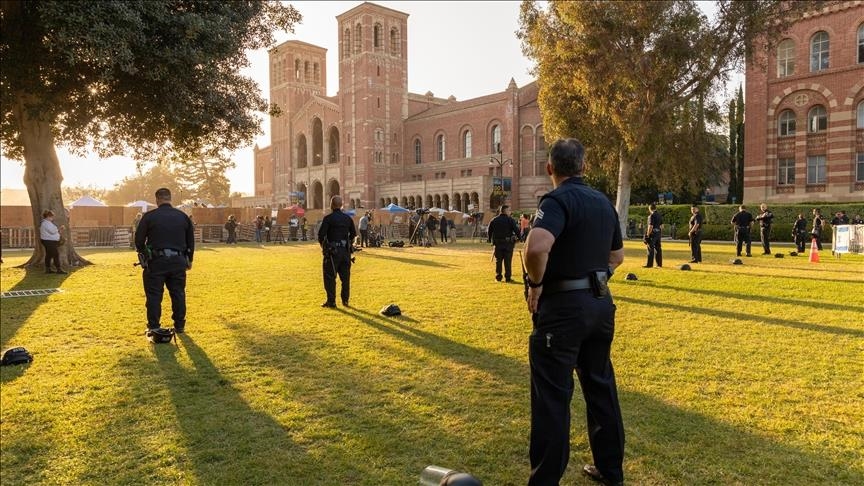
[14,92,91,269]
[614,145,633,238]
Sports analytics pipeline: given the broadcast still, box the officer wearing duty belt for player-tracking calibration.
[487,205,521,282]
[318,195,357,308]
[523,138,625,486]
[135,188,194,334]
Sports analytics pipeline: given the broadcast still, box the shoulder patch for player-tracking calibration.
[535,208,544,220]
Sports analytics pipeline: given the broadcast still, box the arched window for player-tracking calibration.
[374,23,382,50]
[859,24,864,63]
[313,63,320,85]
[807,105,827,133]
[414,139,422,164]
[462,129,472,158]
[343,28,351,59]
[328,127,339,164]
[436,134,445,161]
[778,110,796,137]
[304,61,310,83]
[297,134,308,168]
[857,100,864,129]
[491,125,501,153]
[295,59,301,80]
[312,118,323,166]
[777,39,795,77]
[810,31,829,72]
[390,28,400,56]
[354,24,362,54]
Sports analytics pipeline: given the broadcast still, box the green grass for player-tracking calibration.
[1,239,862,485]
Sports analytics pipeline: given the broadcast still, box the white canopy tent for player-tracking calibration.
[127,200,155,212]
[68,195,106,207]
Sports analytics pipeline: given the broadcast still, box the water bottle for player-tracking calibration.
[419,465,483,486]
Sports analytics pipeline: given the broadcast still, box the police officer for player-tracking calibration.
[755,203,774,255]
[731,204,754,257]
[318,195,357,308]
[523,138,625,486]
[487,205,520,282]
[643,203,663,268]
[688,204,703,263]
[135,188,194,333]
[793,213,808,253]
[811,208,824,251]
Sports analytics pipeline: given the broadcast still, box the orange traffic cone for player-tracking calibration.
[809,238,820,263]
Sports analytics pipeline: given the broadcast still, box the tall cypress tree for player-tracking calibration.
[727,98,738,203]
[735,85,745,203]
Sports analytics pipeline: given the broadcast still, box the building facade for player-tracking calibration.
[251,2,549,212]
[744,1,864,203]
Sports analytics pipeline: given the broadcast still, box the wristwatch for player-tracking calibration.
[526,277,543,288]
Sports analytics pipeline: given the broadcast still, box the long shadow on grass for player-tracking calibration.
[343,307,525,386]
[704,268,864,283]
[359,251,456,268]
[143,336,308,484]
[619,390,863,485]
[239,327,506,483]
[615,295,864,337]
[625,281,864,314]
[0,268,70,350]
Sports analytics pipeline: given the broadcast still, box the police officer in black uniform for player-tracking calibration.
[810,208,824,251]
[731,204,754,257]
[793,213,808,252]
[643,203,663,268]
[318,195,357,308]
[688,204,703,263]
[523,138,625,486]
[755,203,774,255]
[135,188,194,333]
[487,204,521,282]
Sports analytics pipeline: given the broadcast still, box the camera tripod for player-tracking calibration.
[409,212,434,247]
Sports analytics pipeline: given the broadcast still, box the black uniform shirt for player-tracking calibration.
[533,177,622,282]
[318,210,357,245]
[648,211,663,232]
[689,212,704,231]
[135,203,195,261]
[794,218,807,233]
[732,211,753,228]
[487,213,520,244]
[756,210,774,227]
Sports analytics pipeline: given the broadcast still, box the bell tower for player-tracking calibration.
[337,2,408,209]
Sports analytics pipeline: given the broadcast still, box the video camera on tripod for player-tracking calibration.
[416,208,430,215]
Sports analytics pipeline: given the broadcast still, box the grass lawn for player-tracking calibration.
[1,239,862,485]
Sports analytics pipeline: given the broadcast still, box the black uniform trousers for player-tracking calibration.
[689,231,702,262]
[323,246,351,304]
[795,231,807,252]
[760,226,771,254]
[529,290,624,485]
[645,231,662,267]
[143,256,187,330]
[493,242,514,280]
[735,226,752,256]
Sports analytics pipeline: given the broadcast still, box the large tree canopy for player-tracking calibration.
[0,0,300,266]
[518,0,820,233]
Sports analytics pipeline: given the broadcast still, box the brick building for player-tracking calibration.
[251,2,549,213]
[744,1,864,203]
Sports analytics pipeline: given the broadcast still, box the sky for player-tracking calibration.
[1,1,733,197]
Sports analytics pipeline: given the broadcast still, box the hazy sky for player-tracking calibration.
[1,1,731,197]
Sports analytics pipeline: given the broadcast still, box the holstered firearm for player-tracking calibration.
[134,246,152,270]
[519,250,529,302]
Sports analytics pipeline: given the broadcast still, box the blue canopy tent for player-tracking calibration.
[383,203,410,213]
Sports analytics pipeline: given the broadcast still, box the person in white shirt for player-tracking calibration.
[39,209,66,274]
[358,212,370,247]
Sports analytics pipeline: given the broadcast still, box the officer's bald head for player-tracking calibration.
[330,195,343,211]
[548,138,585,177]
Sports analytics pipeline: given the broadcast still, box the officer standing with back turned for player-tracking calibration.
[487,204,521,282]
[523,138,625,486]
[135,188,194,334]
[318,195,357,308]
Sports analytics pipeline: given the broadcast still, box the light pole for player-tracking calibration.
[489,144,512,210]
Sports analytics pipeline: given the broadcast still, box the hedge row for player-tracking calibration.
[626,203,864,243]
